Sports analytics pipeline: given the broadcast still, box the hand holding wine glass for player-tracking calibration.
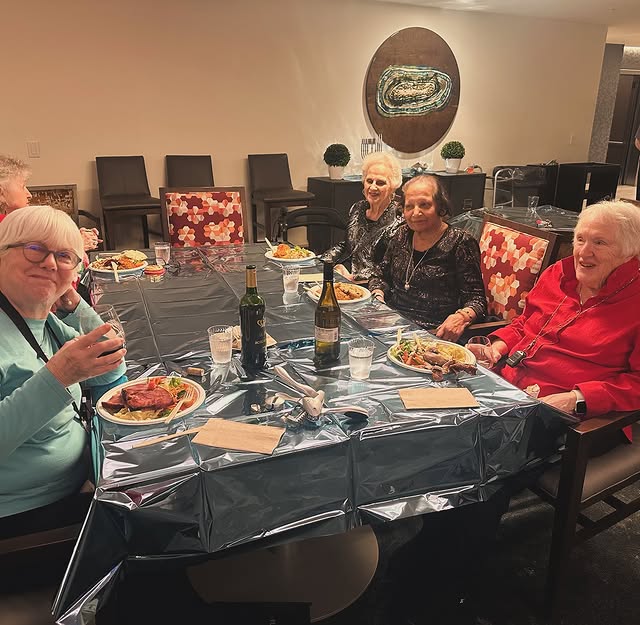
[465,336,496,368]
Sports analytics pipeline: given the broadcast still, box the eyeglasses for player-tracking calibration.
[5,242,82,269]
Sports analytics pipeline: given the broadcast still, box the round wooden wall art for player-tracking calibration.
[365,27,460,154]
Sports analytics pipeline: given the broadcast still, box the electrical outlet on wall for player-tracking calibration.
[26,140,40,158]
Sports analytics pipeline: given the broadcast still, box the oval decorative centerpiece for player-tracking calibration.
[376,65,453,118]
[365,27,460,154]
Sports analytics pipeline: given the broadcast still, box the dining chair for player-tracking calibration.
[462,215,560,340]
[247,153,315,242]
[165,155,214,187]
[282,206,347,253]
[530,410,640,623]
[160,186,250,246]
[95,156,162,249]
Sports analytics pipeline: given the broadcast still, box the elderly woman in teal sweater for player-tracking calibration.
[0,205,126,536]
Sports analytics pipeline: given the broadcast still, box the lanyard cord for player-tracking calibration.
[0,291,82,419]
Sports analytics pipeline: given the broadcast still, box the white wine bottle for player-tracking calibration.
[314,261,341,366]
[239,265,267,370]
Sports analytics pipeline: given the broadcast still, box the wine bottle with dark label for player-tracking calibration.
[239,264,267,370]
[314,261,341,366]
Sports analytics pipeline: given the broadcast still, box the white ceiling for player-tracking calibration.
[379,0,640,46]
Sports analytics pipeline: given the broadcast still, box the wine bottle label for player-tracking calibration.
[315,326,339,342]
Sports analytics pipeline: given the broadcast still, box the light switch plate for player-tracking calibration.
[26,140,40,158]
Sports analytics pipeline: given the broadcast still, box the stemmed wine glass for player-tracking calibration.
[79,304,126,355]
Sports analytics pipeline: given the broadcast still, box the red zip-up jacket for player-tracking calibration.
[492,256,640,438]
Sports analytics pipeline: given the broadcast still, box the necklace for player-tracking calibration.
[403,226,446,290]
[404,248,429,290]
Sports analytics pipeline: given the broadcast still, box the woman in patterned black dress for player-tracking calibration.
[369,175,487,342]
[322,152,403,282]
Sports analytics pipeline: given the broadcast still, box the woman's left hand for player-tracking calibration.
[52,288,81,314]
[80,227,102,251]
[435,313,467,342]
[540,392,577,414]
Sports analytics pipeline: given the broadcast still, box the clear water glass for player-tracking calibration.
[79,304,126,354]
[348,337,375,380]
[282,266,300,293]
[154,242,171,266]
[208,325,233,364]
[527,195,540,218]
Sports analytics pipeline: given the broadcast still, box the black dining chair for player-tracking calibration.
[165,155,215,187]
[248,153,315,242]
[95,156,162,249]
[282,206,347,254]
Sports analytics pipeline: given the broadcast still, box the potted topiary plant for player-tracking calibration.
[440,141,465,173]
[323,144,351,180]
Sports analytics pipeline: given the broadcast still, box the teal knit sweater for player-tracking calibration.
[0,300,126,517]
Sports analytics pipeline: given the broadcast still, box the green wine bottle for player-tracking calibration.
[314,261,341,366]
[239,264,267,369]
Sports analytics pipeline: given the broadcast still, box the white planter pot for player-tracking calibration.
[328,165,345,180]
[444,158,462,173]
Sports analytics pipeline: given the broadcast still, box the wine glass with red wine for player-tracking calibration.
[79,304,126,356]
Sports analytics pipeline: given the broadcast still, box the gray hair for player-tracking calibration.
[575,200,640,259]
[0,205,84,261]
[361,152,403,190]
[0,155,32,212]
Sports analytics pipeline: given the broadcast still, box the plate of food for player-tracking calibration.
[89,250,148,275]
[306,282,372,304]
[96,376,206,425]
[387,333,477,380]
[265,244,316,263]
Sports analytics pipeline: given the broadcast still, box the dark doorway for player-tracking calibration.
[606,73,640,186]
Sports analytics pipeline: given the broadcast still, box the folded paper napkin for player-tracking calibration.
[398,387,479,410]
[298,273,325,283]
[192,419,285,454]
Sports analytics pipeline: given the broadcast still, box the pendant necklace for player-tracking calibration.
[404,248,430,290]
[404,227,445,290]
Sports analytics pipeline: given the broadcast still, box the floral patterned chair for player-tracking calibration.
[462,215,560,338]
[160,187,250,246]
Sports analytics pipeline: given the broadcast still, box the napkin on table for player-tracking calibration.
[398,387,479,410]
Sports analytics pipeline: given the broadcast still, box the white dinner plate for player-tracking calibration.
[306,284,372,304]
[264,250,316,263]
[96,377,206,425]
[89,260,148,275]
[387,337,476,374]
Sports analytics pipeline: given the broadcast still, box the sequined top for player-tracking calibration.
[369,224,487,328]
[322,199,403,281]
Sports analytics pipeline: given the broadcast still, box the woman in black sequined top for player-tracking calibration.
[322,153,403,282]
[369,175,487,341]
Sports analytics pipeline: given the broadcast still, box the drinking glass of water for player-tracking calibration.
[348,337,375,380]
[527,195,540,218]
[282,266,300,293]
[154,241,171,266]
[208,325,233,365]
[79,304,126,355]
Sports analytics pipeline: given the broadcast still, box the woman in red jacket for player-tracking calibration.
[470,200,640,424]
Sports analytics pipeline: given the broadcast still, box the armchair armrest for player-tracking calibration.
[460,320,508,343]
[573,410,640,437]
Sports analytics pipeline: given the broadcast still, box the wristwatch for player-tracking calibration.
[573,389,587,416]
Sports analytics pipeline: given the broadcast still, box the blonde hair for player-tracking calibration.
[0,205,84,260]
[575,200,640,259]
[361,152,403,190]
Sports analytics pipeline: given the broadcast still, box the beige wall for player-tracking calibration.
[3,0,606,222]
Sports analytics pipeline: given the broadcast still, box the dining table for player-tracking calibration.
[52,244,571,624]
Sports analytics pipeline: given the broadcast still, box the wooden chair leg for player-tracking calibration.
[545,429,591,623]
